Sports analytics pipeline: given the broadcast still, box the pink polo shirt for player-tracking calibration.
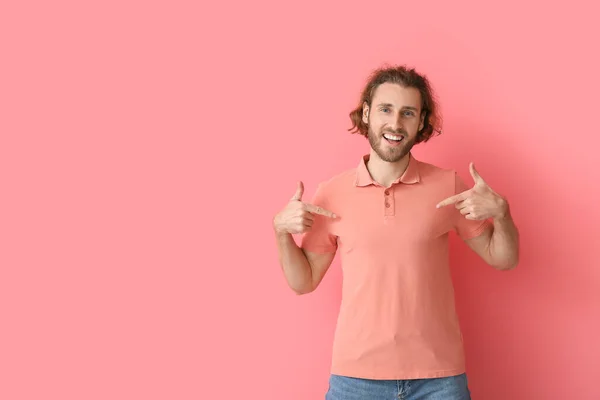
[301,153,491,380]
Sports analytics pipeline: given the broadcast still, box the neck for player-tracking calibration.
[366,150,411,188]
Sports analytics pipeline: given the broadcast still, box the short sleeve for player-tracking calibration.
[300,183,338,254]
[453,173,492,240]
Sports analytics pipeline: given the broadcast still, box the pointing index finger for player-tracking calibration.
[436,190,470,208]
[305,204,337,218]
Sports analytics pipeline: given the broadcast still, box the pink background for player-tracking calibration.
[1,1,599,399]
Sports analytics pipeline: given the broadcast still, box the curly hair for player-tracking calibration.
[348,64,443,143]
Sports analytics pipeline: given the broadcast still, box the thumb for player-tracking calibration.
[469,162,487,186]
[291,181,304,201]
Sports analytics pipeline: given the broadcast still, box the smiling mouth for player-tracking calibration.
[383,133,404,143]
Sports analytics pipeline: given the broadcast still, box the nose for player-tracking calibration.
[389,113,403,132]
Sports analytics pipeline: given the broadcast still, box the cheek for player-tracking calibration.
[372,124,385,137]
[404,116,419,126]
[368,117,383,131]
[406,118,422,133]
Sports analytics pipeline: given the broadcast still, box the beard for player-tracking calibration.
[367,125,417,163]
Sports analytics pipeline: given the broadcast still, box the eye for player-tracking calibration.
[403,110,415,117]
[381,107,390,113]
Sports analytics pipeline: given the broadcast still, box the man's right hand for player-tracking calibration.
[273,181,337,235]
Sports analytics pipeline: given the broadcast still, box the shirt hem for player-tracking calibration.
[330,367,466,380]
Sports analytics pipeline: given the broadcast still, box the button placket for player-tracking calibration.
[384,187,395,216]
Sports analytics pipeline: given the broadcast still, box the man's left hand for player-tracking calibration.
[436,163,508,220]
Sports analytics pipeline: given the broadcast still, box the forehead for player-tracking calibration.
[371,83,422,108]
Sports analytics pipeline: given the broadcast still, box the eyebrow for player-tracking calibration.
[376,103,419,111]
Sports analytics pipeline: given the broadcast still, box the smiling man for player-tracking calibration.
[273,65,520,400]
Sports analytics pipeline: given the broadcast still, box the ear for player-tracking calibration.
[362,102,370,124]
[418,111,426,131]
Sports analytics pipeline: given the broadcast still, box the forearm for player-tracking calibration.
[274,230,314,294]
[488,208,520,270]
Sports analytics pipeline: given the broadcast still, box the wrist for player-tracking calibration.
[495,199,512,221]
[272,217,289,236]
[274,227,290,237]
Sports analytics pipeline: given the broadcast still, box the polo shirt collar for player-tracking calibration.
[355,152,420,187]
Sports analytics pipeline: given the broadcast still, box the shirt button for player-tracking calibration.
[384,190,390,195]
[385,202,390,208]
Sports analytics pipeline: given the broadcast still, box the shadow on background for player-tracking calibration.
[444,122,599,400]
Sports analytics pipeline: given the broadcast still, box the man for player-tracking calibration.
[272,65,519,399]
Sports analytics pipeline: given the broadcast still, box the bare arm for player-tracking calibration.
[437,163,520,270]
[465,208,520,270]
[274,230,336,294]
[273,181,338,294]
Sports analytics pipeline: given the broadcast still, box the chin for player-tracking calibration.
[377,148,408,163]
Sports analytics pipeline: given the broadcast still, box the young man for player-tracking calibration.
[273,65,519,399]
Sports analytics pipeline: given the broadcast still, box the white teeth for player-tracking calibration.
[384,133,403,141]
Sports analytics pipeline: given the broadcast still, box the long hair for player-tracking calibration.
[348,65,443,143]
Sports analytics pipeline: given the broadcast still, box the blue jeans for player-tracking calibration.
[325,373,471,400]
